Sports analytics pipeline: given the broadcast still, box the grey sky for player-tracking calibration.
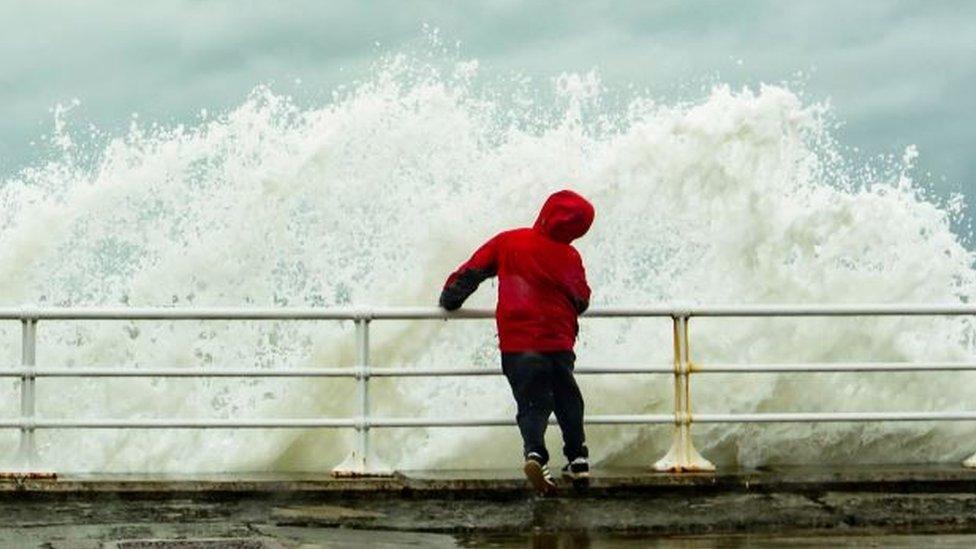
[2,1,975,208]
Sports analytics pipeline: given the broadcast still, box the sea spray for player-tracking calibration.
[1,51,974,472]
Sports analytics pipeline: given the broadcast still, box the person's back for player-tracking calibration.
[440,189,594,494]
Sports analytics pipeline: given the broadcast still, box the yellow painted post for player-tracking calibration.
[654,315,714,472]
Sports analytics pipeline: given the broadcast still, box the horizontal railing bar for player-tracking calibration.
[7,411,976,429]
[370,414,674,427]
[3,363,969,377]
[688,304,976,317]
[694,362,976,373]
[0,307,496,321]
[0,419,359,428]
[694,411,976,423]
[0,414,674,429]
[6,411,976,428]
[0,366,673,378]
[370,366,673,377]
[0,306,663,320]
[0,303,972,321]
[0,368,360,378]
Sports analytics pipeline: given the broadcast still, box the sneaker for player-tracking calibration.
[523,452,557,495]
[561,457,590,486]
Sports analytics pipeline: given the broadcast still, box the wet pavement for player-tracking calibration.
[463,533,976,548]
[7,463,976,495]
[7,530,976,548]
[4,465,976,547]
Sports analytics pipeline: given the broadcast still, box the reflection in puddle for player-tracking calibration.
[459,532,976,548]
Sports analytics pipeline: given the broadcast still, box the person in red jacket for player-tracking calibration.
[439,189,594,494]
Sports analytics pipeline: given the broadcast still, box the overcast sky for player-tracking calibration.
[2,1,975,203]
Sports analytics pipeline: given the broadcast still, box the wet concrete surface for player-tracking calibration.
[7,463,976,495]
[4,465,976,547]
[462,532,976,548]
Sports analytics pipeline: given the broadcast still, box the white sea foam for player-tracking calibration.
[1,51,974,472]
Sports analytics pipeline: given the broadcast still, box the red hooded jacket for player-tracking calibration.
[439,190,594,352]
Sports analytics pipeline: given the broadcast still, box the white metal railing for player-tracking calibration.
[3,304,976,476]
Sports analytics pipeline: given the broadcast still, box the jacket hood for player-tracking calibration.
[533,190,595,243]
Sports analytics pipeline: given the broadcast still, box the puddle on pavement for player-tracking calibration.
[457,532,976,548]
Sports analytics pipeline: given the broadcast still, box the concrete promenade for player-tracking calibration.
[5,465,976,546]
[5,464,976,496]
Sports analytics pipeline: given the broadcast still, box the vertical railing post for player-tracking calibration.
[17,318,38,470]
[333,313,390,477]
[354,317,371,471]
[654,315,714,472]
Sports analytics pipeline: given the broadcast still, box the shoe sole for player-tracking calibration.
[523,461,557,496]
[562,470,591,489]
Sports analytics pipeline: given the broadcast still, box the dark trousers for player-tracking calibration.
[501,351,588,464]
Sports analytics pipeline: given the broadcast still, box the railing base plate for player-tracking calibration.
[0,471,57,480]
[654,427,715,473]
[331,451,394,478]
[331,469,395,479]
